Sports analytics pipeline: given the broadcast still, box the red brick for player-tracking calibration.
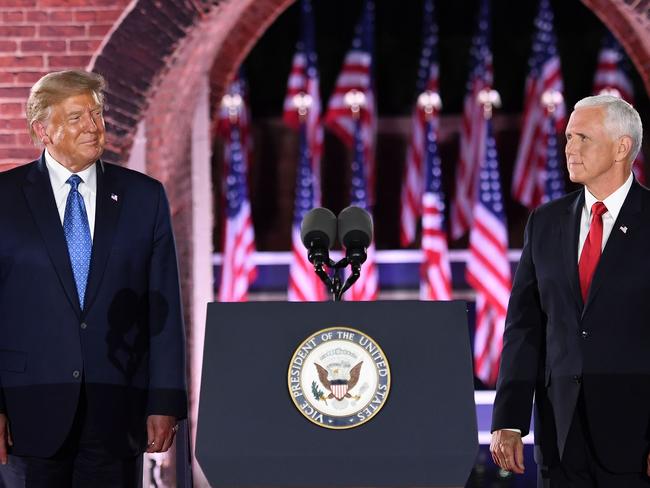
[0,134,16,146]
[69,40,102,52]
[0,86,30,98]
[0,103,23,115]
[96,9,122,22]
[90,0,126,6]
[74,9,122,22]
[49,11,74,22]
[0,72,14,83]
[0,56,43,68]
[38,25,85,37]
[0,118,27,130]
[2,11,24,22]
[21,40,66,52]
[48,55,91,68]
[26,11,48,22]
[16,71,48,83]
[16,133,33,146]
[0,148,37,160]
[88,24,112,37]
[0,26,36,37]
[39,0,95,5]
[74,10,97,22]
[0,41,18,53]
[0,0,36,6]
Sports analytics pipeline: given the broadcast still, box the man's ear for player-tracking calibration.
[32,121,51,146]
[615,135,633,164]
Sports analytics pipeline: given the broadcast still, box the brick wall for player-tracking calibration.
[0,0,131,169]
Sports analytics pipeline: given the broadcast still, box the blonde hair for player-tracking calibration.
[26,70,106,144]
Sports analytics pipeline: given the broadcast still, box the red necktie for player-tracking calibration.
[578,201,608,302]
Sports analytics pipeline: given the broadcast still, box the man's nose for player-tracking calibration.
[565,138,575,155]
[82,112,98,132]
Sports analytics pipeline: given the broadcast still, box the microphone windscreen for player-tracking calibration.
[300,207,337,250]
[337,206,373,248]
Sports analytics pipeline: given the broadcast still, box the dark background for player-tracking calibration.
[213,0,650,252]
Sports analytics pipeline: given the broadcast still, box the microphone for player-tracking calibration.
[337,206,373,266]
[300,207,337,266]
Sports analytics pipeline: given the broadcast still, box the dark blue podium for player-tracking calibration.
[196,300,478,487]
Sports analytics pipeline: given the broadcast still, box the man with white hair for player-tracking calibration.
[490,95,650,487]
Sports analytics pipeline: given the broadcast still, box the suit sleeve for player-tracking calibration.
[491,209,546,435]
[146,183,188,419]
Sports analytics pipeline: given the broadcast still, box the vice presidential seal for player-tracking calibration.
[287,327,390,429]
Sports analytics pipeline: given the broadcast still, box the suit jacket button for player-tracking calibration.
[573,375,582,384]
[72,370,80,379]
[80,322,87,330]
[580,330,588,339]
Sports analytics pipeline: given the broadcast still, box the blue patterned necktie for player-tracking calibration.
[63,175,92,308]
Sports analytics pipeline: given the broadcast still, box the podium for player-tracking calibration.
[196,300,478,487]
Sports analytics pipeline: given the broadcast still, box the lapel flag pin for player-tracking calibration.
[111,193,118,202]
[620,226,628,234]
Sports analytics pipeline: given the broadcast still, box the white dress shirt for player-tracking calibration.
[578,172,633,260]
[44,150,97,240]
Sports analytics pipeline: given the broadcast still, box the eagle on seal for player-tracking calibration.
[315,362,363,401]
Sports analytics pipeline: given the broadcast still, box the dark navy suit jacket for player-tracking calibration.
[492,179,650,473]
[0,155,187,458]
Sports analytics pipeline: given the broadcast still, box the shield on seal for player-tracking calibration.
[330,380,348,400]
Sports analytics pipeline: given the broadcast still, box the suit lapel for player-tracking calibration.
[83,160,122,316]
[582,180,643,315]
[22,154,81,315]
[560,191,584,313]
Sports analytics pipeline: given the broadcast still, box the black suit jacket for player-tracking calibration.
[492,179,650,473]
[0,155,187,458]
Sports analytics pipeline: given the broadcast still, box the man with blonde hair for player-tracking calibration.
[0,70,186,486]
[491,94,650,487]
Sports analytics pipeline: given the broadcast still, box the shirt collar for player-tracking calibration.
[584,172,633,221]
[44,150,97,193]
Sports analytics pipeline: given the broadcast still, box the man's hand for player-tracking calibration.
[490,429,525,474]
[0,414,13,465]
[146,415,178,454]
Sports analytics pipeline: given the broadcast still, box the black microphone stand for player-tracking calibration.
[309,249,363,302]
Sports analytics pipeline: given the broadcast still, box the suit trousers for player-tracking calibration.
[0,383,142,488]
[538,391,650,488]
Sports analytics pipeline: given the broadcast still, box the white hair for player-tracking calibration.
[574,94,643,162]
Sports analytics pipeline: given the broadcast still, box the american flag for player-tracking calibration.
[399,0,440,247]
[346,117,379,301]
[466,121,512,387]
[542,113,565,203]
[450,0,492,239]
[216,74,253,166]
[420,117,452,300]
[284,0,326,302]
[511,0,565,209]
[217,77,257,302]
[324,0,376,204]
[593,33,645,184]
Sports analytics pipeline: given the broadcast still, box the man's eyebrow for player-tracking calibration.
[66,106,102,116]
[566,131,588,138]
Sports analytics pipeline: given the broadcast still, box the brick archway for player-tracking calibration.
[581,0,650,95]
[89,0,295,164]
